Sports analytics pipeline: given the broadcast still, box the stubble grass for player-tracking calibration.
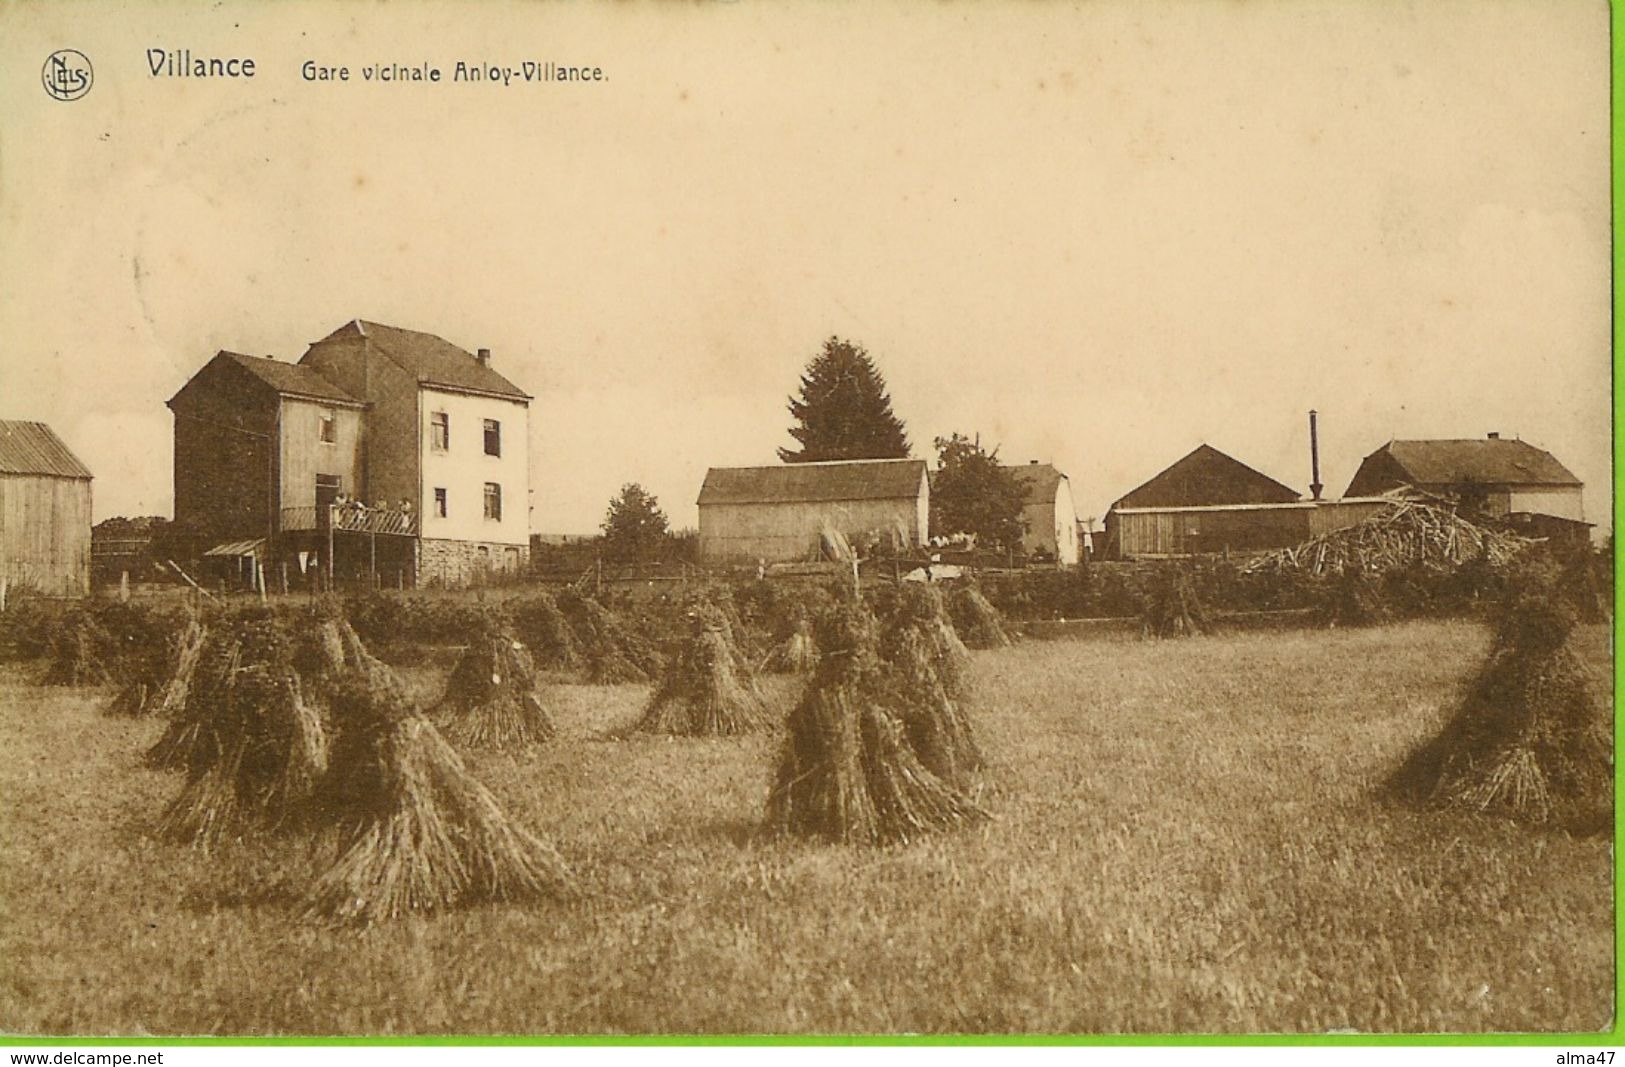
[0,619,1611,1035]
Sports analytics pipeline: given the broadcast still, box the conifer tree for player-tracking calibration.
[778,337,910,463]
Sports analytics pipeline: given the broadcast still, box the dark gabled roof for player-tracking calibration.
[1003,463,1068,507]
[0,420,92,479]
[1113,444,1300,509]
[698,459,928,506]
[319,320,530,400]
[214,351,361,404]
[1358,438,1581,489]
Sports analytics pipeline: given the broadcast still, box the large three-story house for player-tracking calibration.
[168,320,531,587]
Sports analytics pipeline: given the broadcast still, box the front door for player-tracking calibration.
[315,474,342,527]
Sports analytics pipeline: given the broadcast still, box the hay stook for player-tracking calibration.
[305,661,573,924]
[559,593,658,685]
[875,584,980,786]
[1140,565,1214,638]
[152,614,330,848]
[947,585,1012,650]
[435,611,556,750]
[638,602,769,736]
[766,600,988,846]
[41,608,117,687]
[509,591,582,672]
[1390,573,1611,833]
[107,612,206,718]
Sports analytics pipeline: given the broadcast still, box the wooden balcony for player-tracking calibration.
[280,505,417,536]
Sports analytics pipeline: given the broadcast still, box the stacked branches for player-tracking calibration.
[435,610,556,750]
[1247,502,1529,579]
[1391,575,1611,833]
[638,601,769,736]
[767,600,988,845]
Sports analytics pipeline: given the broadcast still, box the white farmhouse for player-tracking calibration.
[298,319,532,584]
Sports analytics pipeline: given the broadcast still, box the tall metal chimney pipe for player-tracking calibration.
[1308,409,1324,501]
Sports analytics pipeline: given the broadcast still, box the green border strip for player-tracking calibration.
[2,0,1623,1049]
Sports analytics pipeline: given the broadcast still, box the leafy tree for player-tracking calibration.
[929,434,1027,554]
[600,483,671,563]
[778,337,910,463]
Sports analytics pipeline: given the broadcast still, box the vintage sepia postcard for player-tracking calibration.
[0,0,1613,1045]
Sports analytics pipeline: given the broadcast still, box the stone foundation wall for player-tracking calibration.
[417,538,530,587]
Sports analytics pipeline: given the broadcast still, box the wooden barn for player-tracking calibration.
[1004,461,1081,565]
[697,458,929,564]
[0,421,93,597]
[1103,444,1392,559]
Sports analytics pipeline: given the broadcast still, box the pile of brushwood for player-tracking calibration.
[638,599,769,736]
[1389,566,1611,833]
[434,608,555,750]
[766,596,988,846]
[144,602,574,922]
[1247,502,1529,578]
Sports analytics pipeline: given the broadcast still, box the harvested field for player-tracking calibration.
[0,619,1611,1034]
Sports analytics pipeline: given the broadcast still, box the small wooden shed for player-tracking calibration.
[0,421,93,597]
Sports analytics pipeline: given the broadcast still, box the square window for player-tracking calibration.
[319,412,337,443]
[483,419,501,457]
[430,411,449,452]
[483,482,502,521]
[433,488,448,518]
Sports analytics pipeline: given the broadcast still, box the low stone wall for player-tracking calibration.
[417,538,529,587]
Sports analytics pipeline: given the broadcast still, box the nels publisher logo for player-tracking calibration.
[42,49,93,101]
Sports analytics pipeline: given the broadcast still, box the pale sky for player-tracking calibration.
[0,0,1611,537]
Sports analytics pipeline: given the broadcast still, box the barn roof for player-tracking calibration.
[1003,462,1068,506]
[1360,438,1580,488]
[0,421,92,479]
[316,320,531,400]
[216,351,361,404]
[698,459,927,506]
[1114,444,1299,509]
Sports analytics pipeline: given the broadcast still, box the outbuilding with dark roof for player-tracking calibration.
[1345,436,1585,523]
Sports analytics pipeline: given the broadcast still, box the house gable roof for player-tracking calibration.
[698,459,927,506]
[318,320,531,400]
[0,420,92,479]
[1349,439,1581,493]
[1002,462,1068,507]
[1114,444,1300,509]
[215,351,361,405]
